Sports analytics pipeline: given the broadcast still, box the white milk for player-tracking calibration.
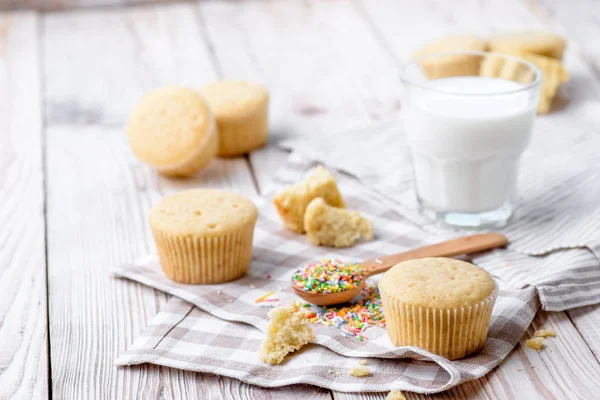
[404,77,536,213]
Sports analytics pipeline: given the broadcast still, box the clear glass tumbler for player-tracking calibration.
[400,51,542,228]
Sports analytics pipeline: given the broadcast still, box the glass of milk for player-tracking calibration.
[401,51,541,228]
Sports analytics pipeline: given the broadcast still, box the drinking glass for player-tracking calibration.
[400,51,542,228]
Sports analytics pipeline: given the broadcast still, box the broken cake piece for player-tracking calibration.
[258,302,316,365]
[386,390,407,400]
[526,337,544,351]
[349,365,371,377]
[273,165,346,233]
[534,328,556,338]
[304,197,373,248]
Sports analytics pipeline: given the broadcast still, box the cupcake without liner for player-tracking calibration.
[379,257,497,360]
[149,189,258,284]
[127,86,218,177]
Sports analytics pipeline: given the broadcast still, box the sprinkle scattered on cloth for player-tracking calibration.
[113,191,542,394]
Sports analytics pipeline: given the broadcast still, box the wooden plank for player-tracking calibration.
[43,4,323,399]
[0,11,48,400]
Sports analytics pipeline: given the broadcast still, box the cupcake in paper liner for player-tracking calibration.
[379,257,497,360]
[149,189,258,284]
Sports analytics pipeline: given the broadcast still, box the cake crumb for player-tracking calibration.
[349,365,371,377]
[534,329,556,338]
[358,359,367,365]
[258,303,315,365]
[328,369,333,374]
[386,390,406,400]
[304,197,373,248]
[273,165,346,233]
[517,368,522,371]
[526,337,544,350]
[249,283,256,289]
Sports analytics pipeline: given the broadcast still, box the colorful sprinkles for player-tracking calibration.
[292,259,366,294]
[252,259,384,340]
[306,285,385,341]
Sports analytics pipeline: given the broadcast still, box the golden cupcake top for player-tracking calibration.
[379,257,496,308]
[149,189,258,237]
[127,86,214,167]
[488,31,566,60]
[200,80,269,119]
[413,34,487,57]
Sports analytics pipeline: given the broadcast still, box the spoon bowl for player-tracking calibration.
[292,281,365,306]
[291,232,508,306]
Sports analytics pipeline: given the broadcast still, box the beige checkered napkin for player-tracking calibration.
[113,189,540,394]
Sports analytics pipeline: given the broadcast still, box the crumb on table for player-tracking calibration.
[349,365,371,377]
[526,337,544,350]
[534,328,556,338]
[386,390,406,400]
[358,359,367,365]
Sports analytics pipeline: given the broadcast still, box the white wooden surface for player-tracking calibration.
[1,0,600,399]
[0,11,48,400]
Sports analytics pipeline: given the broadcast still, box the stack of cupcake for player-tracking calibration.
[127,81,269,177]
[127,81,268,284]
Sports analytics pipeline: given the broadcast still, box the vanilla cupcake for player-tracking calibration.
[413,35,488,79]
[488,31,566,60]
[149,189,258,284]
[127,86,218,177]
[199,81,269,157]
[379,257,497,360]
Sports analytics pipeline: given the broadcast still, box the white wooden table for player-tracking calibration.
[2,0,600,398]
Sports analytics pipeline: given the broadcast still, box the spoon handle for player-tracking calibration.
[361,232,508,277]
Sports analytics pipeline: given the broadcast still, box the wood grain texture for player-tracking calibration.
[0,11,48,400]
[42,3,325,399]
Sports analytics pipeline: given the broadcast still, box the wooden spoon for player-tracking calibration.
[292,232,507,306]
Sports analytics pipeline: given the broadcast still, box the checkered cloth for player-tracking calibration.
[113,182,540,394]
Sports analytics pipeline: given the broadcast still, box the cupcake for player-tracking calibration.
[412,35,488,79]
[199,80,269,157]
[379,257,497,360]
[488,31,566,60]
[149,189,258,284]
[127,86,217,177]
